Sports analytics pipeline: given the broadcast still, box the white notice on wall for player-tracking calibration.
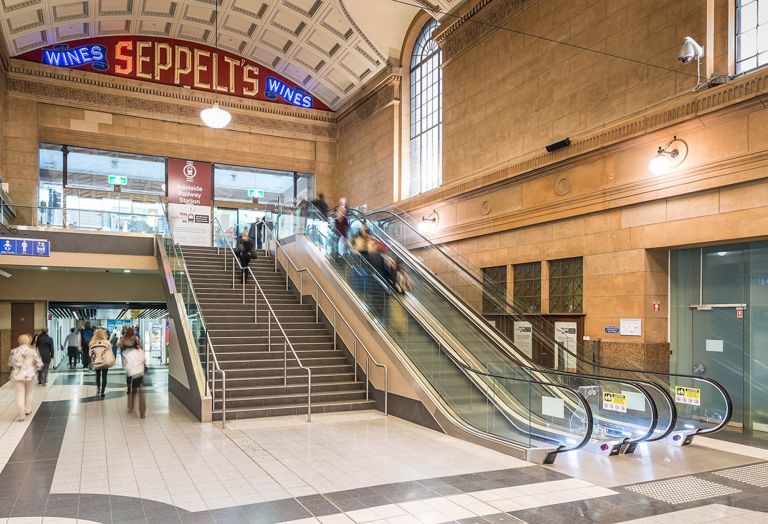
[705,339,724,353]
[622,390,647,412]
[554,321,578,370]
[168,203,212,246]
[513,321,533,359]
[541,396,565,419]
[620,318,642,337]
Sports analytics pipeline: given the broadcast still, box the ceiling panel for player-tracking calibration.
[0,0,465,110]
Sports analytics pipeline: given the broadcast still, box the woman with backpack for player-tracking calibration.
[119,327,146,418]
[89,328,115,398]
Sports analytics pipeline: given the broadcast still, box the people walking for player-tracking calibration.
[35,328,54,386]
[89,328,115,398]
[249,217,266,250]
[119,327,142,395]
[63,328,79,369]
[236,231,253,283]
[121,327,147,419]
[310,193,329,218]
[9,334,43,422]
[80,322,94,370]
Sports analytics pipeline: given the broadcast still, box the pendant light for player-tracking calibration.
[200,1,231,129]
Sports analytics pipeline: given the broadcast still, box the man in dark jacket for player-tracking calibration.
[248,217,266,251]
[36,328,54,385]
[310,194,329,218]
[80,322,94,370]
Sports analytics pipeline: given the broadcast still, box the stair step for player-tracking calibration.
[213,389,369,408]
[212,400,377,420]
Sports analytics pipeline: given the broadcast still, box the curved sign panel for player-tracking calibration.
[16,36,331,111]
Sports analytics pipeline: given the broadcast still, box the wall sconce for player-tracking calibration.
[418,210,439,233]
[649,136,688,175]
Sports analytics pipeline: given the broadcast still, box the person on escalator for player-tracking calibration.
[352,221,370,255]
[363,239,390,282]
[235,231,254,283]
[310,193,329,218]
[333,206,349,258]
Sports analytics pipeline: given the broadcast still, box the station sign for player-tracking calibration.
[108,175,128,185]
[16,36,330,111]
[1,237,50,257]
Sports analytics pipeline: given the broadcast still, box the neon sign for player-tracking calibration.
[42,44,108,71]
[265,77,313,109]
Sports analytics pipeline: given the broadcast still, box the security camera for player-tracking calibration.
[678,36,704,64]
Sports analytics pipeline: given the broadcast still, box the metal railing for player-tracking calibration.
[263,225,389,414]
[213,217,313,421]
[170,236,227,426]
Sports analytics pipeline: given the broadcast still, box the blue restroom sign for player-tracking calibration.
[0,238,50,257]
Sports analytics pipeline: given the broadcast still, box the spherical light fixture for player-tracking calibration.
[649,151,674,175]
[200,103,231,129]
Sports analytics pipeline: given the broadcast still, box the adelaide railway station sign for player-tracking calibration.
[16,36,330,111]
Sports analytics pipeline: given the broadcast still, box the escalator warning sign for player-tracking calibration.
[603,393,627,413]
[675,387,701,406]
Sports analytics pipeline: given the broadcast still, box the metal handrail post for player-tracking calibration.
[221,369,227,427]
[384,367,388,415]
[231,257,234,289]
[254,285,258,323]
[354,339,358,382]
[307,369,312,422]
[268,313,272,352]
[333,310,337,350]
[300,273,303,304]
[242,273,245,304]
[366,357,370,401]
[283,339,288,386]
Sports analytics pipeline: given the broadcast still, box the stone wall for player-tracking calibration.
[2,59,338,212]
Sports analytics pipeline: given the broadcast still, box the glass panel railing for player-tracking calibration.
[361,207,731,438]
[280,205,597,455]
[4,204,167,234]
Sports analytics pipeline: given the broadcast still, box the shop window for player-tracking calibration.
[213,164,310,206]
[482,265,507,315]
[513,262,542,314]
[66,146,165,195]
[409,19,442,196]
[736,0,768,74]
[549,257,583,313]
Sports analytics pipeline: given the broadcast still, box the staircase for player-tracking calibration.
[180,245,376,420]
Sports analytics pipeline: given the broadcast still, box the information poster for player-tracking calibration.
[513,321,533,359]
[675,386,701,406]
[167,158,212,246]
[603,392,627,413]
[554,321,578,370]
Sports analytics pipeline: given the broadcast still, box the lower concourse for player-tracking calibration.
[0,367,764,524]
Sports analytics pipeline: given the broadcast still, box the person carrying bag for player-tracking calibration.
[89,329,115,398]
[121,326,147,419]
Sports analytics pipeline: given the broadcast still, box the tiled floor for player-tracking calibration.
[0,368,767,523]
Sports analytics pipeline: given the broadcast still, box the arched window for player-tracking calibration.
[409,19,442,195]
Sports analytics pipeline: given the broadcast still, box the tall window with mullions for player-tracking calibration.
[736,0,768,74]
[409,19,442,196]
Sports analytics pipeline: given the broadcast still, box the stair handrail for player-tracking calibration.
[212,217,313,422]
[263,224,389,415]
[173,239,227,426]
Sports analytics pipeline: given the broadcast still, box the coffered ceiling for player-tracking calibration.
[0,0,464,110]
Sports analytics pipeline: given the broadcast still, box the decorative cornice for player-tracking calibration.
[7,59,335,123]
[435,0,536,64]
[337,73,402,137]
[398,68,768,213]
[5,61,337,141]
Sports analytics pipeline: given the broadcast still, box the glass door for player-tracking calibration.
[691,307,746,425]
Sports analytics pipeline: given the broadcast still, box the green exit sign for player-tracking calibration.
[248,189,265,198]
[108,175,128,185]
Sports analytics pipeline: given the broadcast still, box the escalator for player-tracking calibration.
[355,207,732,445]
[278,205,663,462]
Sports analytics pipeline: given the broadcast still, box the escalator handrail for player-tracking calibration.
[335,207,663,443]
[355,207,733,435]
[300,205,605,453]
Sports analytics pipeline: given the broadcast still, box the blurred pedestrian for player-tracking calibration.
[90,328,115,398]
[63,328,79,369]
[35,328,54,386]
[9,334,42,422]
[80,322,94,370]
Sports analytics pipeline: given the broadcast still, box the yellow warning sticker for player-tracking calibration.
[675,387,701,406]
[603,392,627,413]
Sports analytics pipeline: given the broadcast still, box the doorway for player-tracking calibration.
[11,303,35,347]
[671,243,768,432]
